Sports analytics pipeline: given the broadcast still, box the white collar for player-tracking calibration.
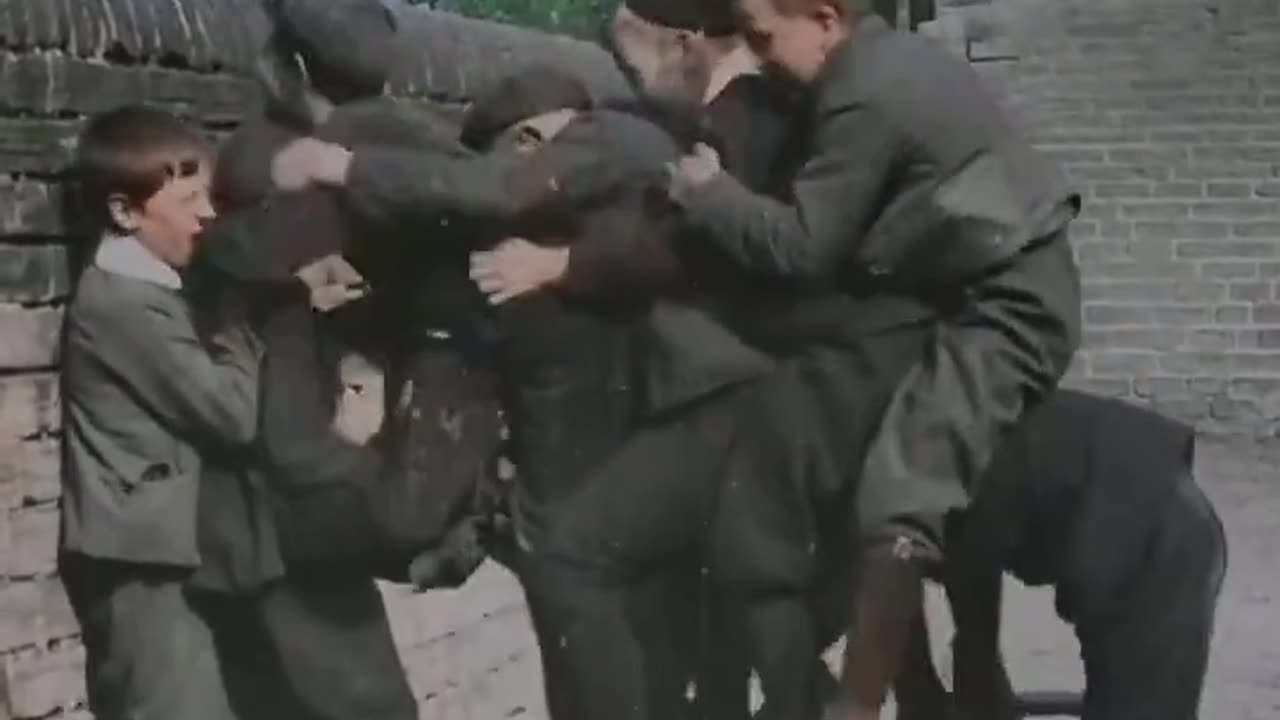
[93,234,183,290]
[703,44,761,105]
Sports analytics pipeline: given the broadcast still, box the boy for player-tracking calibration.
[894,389,1226,720]
[662,1,1083,718]
[58,105,258,720]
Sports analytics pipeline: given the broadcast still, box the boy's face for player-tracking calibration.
[737,0,845,84]
[111,156,215,269]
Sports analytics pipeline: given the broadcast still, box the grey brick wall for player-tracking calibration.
[929,0,1280,435]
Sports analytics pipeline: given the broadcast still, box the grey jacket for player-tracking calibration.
[676,15,1077,291]
[59,264,259,566]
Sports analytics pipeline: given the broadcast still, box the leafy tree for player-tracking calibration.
[407,0,612,38]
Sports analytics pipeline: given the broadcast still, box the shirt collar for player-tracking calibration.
[93,233,183,290]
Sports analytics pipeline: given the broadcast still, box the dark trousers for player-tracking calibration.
[530,389,742,720]
[205,575,418,720]
[1076,472,1227,720]
[510,546,733,720]
[858,234,1081,565]
[59,554,238,720]
[530,323,933,720]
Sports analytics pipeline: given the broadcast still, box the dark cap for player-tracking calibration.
[622,0,738,36]
[270,0,399,99]
[460,65,594,150]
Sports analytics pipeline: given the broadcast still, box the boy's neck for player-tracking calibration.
[702,39,760,106]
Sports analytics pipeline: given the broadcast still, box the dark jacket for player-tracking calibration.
[190,100,504,592]
[339,105,774,543]
[673,15,1077,290]
[957,389,1196,623]
[669,17,1084,570]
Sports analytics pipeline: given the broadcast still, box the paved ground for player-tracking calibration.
[404,438,1280,719]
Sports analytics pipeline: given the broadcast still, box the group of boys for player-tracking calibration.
[56,1,1227,720]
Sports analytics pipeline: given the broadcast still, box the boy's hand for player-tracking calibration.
[271,137,353,191]
[295,254,368,312]
[469,237,569,305]
[333,356,385,446]
[665,142,723,201]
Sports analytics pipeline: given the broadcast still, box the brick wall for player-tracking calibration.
[927,0,1280,435]
[0,2,624,717]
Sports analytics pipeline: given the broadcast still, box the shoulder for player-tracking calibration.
[573,106,681,162]
[69,267,187,344]
[217,119,297,208]
[323,99,467,155]
[581,103,680,151]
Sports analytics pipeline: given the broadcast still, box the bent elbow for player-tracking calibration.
[217,397,259,448]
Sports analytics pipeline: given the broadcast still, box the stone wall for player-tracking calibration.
[0,2,623,717]
[928,0,1280,435]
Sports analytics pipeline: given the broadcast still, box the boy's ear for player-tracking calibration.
[105,193,138,233]
[812,1,843,29]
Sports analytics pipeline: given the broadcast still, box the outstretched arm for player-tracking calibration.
[271,113,648,232]
[668,102,904,281]
[470,204,689,305]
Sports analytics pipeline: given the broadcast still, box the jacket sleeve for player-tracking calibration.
[86,289,260,448]
[560,200,688,300]
[342,144,530,225]
[672,101,904,281]
[255,292,383,491]
[548,114,692,299]
[342,118,638,230]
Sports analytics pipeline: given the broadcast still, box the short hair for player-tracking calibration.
[459,65,594,151]
[72,104,208,228]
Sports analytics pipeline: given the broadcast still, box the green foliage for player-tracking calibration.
[410,0,612,39]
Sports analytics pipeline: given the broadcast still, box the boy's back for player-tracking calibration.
[963,389,1194,619]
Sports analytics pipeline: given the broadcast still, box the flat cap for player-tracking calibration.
[270,0,399,99]
[622,0,738,36]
